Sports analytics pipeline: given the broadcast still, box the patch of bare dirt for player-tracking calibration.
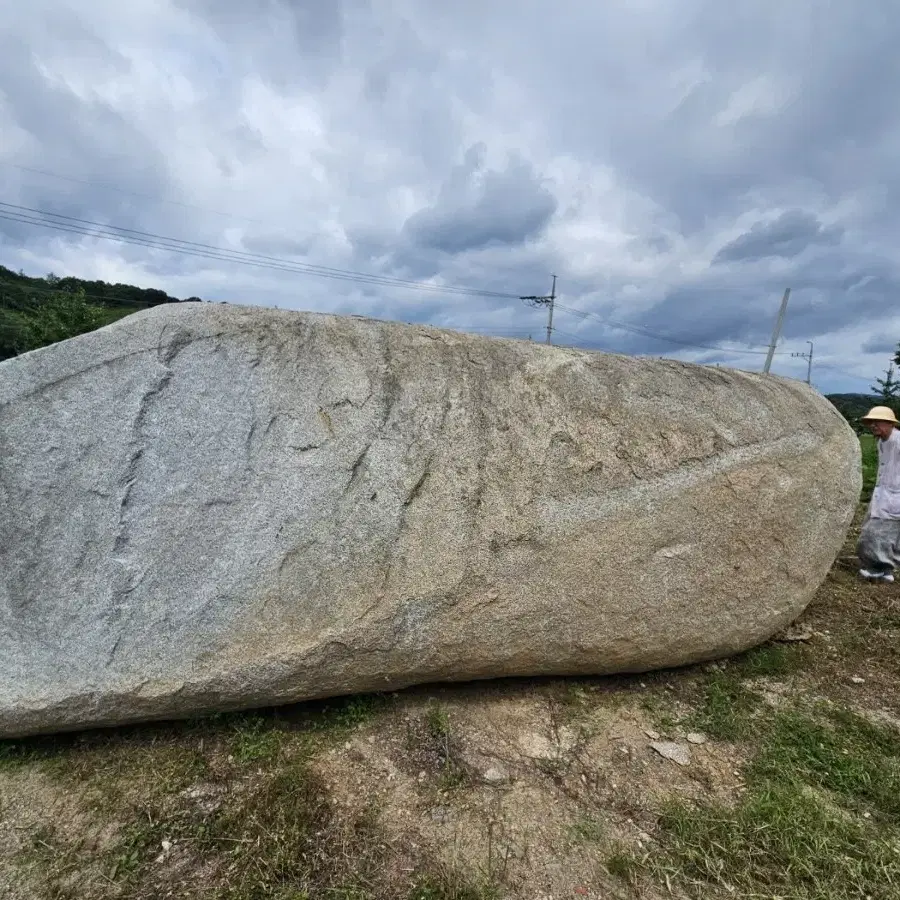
[312,688,743,899]
[0,768,121,899]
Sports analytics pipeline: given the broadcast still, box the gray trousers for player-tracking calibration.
[857,515,900,574]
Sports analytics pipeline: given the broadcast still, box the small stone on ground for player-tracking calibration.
[648,741,692,766]
[482,766,508,784]
[777,622,814,642]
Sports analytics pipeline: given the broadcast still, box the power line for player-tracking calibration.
[790,340,814,385]
[456,326,534,333]
[2,272,880,384]
[0,167,795,352]
[520,274,556,345]
[555,301,789,357]
[1,161,271,227]
[0,201,884,383]
[549,326,617,352]
[0,203,518,298]
[2,279,547,344]
[815,363,874,384]
[555,324,871,384]
[0,272,547,341]
[557,301,774,355]
[0,202,830,360]
[0,201,521,301]
[548,326,592,345]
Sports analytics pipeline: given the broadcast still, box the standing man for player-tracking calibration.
[858,405,900,583]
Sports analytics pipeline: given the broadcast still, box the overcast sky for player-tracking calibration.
[2,0,899,393]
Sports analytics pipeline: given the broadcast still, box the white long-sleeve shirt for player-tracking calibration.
[870,427,900,519]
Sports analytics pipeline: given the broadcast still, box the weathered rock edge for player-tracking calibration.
[0,303,860,738]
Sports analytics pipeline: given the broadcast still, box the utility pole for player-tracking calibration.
[791,340,814,385]
[763,288,791,374]
[520,275,557,345]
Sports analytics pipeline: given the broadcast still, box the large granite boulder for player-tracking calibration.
[0,303,860,738]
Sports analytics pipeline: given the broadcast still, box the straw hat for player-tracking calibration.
[860,405,900,425]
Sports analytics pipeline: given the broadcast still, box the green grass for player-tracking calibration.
[418,704,470,791]
[408,877,500,900]
[425,704,451,740]
[203,761,357,898]
[638,691,679,733]
[680,644,808,741]
[106,818,169,884]
[2,699,400,897]
[733,642,808,678]
[687,671,760,740]
[569,816,605,843]
[198,757,422,900]
[54,739,209,810]
[97,306,135,327]
[91,757,395,899]
[605,851,639,882]
[0,739,45,771]
[19,824,84,900]
[8,720,486,900]
[308,694,388,733]
[193,693,387,744]
[652,781,900,898]
[0,729,87,773]
[621,706,900,899]
[407,701,471,791]
[18,816,170,900]
[228,714,288,763]
[752,707,900,823]
[0,729,210,819]
[861,433,878,500]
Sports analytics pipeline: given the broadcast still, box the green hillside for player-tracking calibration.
[0,265,200,361]
[825,393,878,430]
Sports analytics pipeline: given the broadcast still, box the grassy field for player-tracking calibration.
[1,440,897,900]
[861,432,878,501]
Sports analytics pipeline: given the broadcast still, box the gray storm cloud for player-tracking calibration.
[1,0,899,391]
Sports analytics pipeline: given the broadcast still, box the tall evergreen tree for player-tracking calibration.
[872,362,900,414]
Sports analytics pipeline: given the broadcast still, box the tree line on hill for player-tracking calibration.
[826,352,900,432]
[0,265,201,361]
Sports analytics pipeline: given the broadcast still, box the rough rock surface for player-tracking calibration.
[0,303,860,738]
